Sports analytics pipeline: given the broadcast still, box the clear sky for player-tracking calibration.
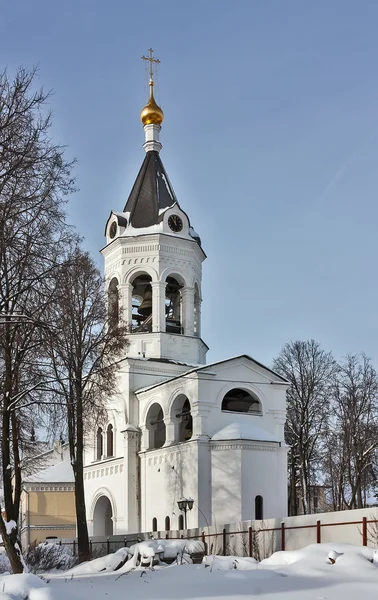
[1,0,378,367]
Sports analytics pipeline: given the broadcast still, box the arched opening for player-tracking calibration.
[131,274,152,332]
[152,517,157,532]
[93,496,113,536]
[221,388,262,414]
[146,403,166,449]
[165,276,183,334]
[178,514,184,530]
[194,284,201,337]
[165,516,170,531]
[172,395,193,443]
[106,424,113,457]
[96,427,103,460]
[108,278,119,327]
[255,495,263,520]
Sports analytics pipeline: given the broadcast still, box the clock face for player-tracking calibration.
[109,221,117,239]
[168,214,183,232]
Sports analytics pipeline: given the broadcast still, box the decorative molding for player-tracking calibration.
[24,484,75,492]
[211,442,280,452]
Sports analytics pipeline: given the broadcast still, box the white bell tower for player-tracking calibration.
[102,50,208,365]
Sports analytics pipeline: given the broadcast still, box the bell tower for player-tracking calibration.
[102,50,208,365]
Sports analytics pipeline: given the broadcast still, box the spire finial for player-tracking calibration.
[141,48,160,84]
[140,47,164,129]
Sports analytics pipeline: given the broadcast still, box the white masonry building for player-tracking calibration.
[83,66,289,537]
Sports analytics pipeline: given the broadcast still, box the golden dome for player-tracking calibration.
[140,81,164,126]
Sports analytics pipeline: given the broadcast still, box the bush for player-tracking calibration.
[25,542,77,573]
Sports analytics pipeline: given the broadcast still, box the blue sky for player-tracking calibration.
[1,0,378,367]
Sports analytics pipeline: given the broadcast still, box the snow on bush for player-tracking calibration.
[67,547,131,575]
[25,542,77,573]
[0,549,11,574]
[203,555,258,570]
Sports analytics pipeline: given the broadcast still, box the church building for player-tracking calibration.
[83,51,289,536]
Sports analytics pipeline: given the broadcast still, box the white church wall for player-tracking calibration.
[84,458,126,535]
[211,445,242,526]
[140,441,201,533]
[240,444,288,521]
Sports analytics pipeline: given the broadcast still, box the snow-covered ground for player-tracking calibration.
[1,543,378,600]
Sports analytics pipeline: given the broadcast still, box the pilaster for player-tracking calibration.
[122,427,141,532]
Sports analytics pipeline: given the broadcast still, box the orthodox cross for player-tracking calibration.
[141,48,160,81]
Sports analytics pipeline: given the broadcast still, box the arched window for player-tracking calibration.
[165,276,183,334]
[171,395,192,443]
[96,427,103,460]
[221,388,262,414]
[255,495,263,520]
[178,514,184,530]
[108,278,119,327]
[106,424,113,457]
[146,403,166,449]
[165,516,170,531]
[152,517,157,532]
[131,274,152,332]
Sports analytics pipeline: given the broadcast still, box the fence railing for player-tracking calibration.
[54,511,378,560]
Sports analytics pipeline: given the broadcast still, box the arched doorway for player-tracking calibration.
[93,496,113,536]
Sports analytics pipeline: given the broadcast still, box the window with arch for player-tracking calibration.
[178,514,184,530]
[255,495,263,520]
[172,395,193,443]
[165,516,170,531]
[106,424,114,457]
[165,276,183,334]
[108,278,119,327]
[96,427,103,460]
[131,274,152,332]
[146,403,166,449]
[152,517,157,532]
[221,388,262,415]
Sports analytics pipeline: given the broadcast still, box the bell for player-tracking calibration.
[138,288,152,316]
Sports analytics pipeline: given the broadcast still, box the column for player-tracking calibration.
[118,283,133,330]
[182,286,195,336]
[152,281,166,333]
[164,417,175,446]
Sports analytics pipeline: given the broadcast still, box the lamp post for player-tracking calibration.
[177,497,194,530]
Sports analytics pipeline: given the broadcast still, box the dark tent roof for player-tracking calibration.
[123,150,178,228]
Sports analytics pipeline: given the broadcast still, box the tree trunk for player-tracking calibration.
[0,511,23,573]
[73,383,90,563]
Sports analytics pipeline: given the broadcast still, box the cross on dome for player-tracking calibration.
[141,47,160,83]
[140,47,164,126]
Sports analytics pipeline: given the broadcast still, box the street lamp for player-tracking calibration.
[177,497,194,530]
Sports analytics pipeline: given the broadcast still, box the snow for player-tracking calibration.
[24,461,74,483]
[211,421,280,442]
[5,520,16,535]
[2,543,378,600]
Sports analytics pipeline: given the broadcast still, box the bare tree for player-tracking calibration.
[273,340,336,515]
[44,247,128,562]
[0,66,75,572]
[324,354,378,510]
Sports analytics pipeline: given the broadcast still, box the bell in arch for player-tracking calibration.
[138,287,152,316]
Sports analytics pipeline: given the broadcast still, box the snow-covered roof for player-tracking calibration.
[211,422,280,443]
[135,354,289,395]
[24,460,74,483]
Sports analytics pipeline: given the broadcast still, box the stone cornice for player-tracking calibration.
[24,483,75,492]
[211,441,280,452]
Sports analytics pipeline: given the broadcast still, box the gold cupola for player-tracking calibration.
[140,79,164,126]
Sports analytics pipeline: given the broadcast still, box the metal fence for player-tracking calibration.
[54,512,378,560]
